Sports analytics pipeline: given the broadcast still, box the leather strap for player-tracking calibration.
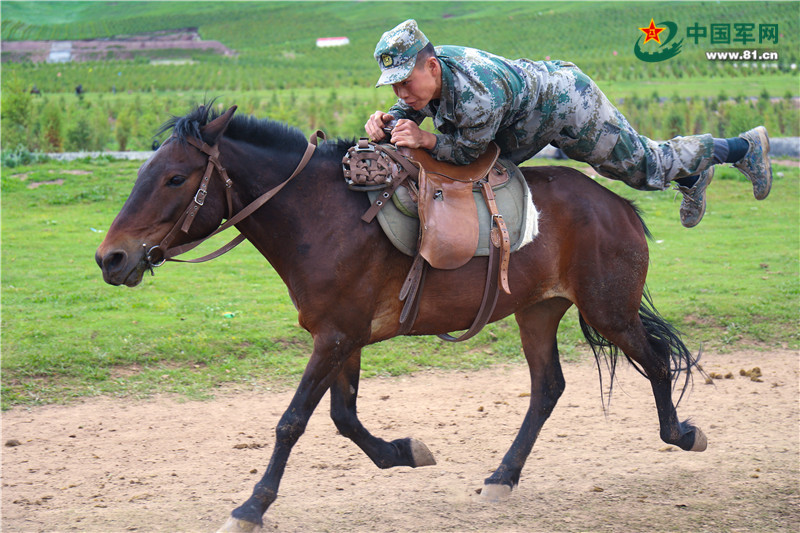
[437,239,502,342]
[397,253,427,334]
[396,240,503,342]
[479,179,511,295]
[380,144,424,178]
[361,171,410,224]
[360,144,423,223]
[185,137,234,221]
[147,130,325,267]
[166,234,247,264]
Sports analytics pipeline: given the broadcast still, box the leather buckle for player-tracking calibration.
[355,139,376,152]
[194,188,207,206]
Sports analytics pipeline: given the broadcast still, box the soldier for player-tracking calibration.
[365,19,772,228]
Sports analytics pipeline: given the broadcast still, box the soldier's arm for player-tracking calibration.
[429,111,501,164]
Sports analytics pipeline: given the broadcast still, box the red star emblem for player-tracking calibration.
[639,18,665,44]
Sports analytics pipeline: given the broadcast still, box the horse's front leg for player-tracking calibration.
[218,333,359,532]
[330,348,435,468]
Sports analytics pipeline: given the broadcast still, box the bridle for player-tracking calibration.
[144,130,325,273]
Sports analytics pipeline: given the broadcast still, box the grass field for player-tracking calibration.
[3,1,797,100]
[1,154,797,409]
[2,1,798,153]
[1,1,798,409]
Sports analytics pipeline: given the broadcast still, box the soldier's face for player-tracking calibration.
[392,57,441,110]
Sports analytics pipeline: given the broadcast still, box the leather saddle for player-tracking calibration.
[343,141,513,342]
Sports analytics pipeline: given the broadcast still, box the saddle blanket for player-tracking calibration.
[367,160,539,258]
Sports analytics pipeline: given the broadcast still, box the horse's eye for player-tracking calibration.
[167,175,186,188]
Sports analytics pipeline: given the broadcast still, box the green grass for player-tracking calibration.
[600,74,800,101]
[3,1,797,92]
[3,2,797,154]
[1,156,797,409]
[1,0,798,408]
[586,165,800,348]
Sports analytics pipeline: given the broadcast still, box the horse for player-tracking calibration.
[95,104,707,532]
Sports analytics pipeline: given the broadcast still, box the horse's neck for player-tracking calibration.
[225,143,351,273]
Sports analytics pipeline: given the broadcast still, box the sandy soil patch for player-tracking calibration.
[2,348,798,532]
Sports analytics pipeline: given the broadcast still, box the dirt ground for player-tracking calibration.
[2,348,798,533]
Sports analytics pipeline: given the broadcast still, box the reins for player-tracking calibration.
[144,130,326,271]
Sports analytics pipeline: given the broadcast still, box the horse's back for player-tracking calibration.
[523,165,636,210]
[522,165,648,246]
[515,165,650,302]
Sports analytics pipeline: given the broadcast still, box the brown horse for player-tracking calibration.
[96,105,706,532]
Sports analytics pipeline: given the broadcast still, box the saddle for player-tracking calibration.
[343,140,517,342]
[365,160,535,258]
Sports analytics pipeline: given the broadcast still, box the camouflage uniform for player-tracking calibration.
[387,45,714,191]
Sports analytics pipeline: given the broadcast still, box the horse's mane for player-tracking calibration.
[157,102,353,158]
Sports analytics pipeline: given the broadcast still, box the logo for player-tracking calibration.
[381,53,393,68]
[634,18,683,62]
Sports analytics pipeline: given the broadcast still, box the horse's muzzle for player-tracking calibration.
[95,247,146,287]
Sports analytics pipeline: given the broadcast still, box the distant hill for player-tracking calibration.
[2,28,234,63]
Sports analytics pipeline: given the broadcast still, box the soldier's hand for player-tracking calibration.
[365,111,395,142]
[391,119,436,150]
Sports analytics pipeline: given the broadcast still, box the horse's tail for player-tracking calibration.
[578,288,703,408]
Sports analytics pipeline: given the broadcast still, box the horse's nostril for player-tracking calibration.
[102,250,127,272]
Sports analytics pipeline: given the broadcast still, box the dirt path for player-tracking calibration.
[2,30,234,63]
[3,349,798,533]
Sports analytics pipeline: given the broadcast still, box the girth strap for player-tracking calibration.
[438,238,502,342]
[397,238,503,342]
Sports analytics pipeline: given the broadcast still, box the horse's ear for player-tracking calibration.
[201,105,237,145]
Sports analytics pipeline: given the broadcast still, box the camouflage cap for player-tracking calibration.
[374,19,430,87]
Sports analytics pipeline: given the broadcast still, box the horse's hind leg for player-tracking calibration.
[329,348,436,468]
[482,298,572,501]
[580,299,706,452]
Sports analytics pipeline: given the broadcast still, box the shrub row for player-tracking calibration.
[2,79,797,156]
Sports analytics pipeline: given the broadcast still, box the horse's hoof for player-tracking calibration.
[480,483,512,502]
[217,516,262,533]
[410,438,436,466]
[690,427,708,452]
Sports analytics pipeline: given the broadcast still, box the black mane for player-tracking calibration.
[157,103,354,158]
